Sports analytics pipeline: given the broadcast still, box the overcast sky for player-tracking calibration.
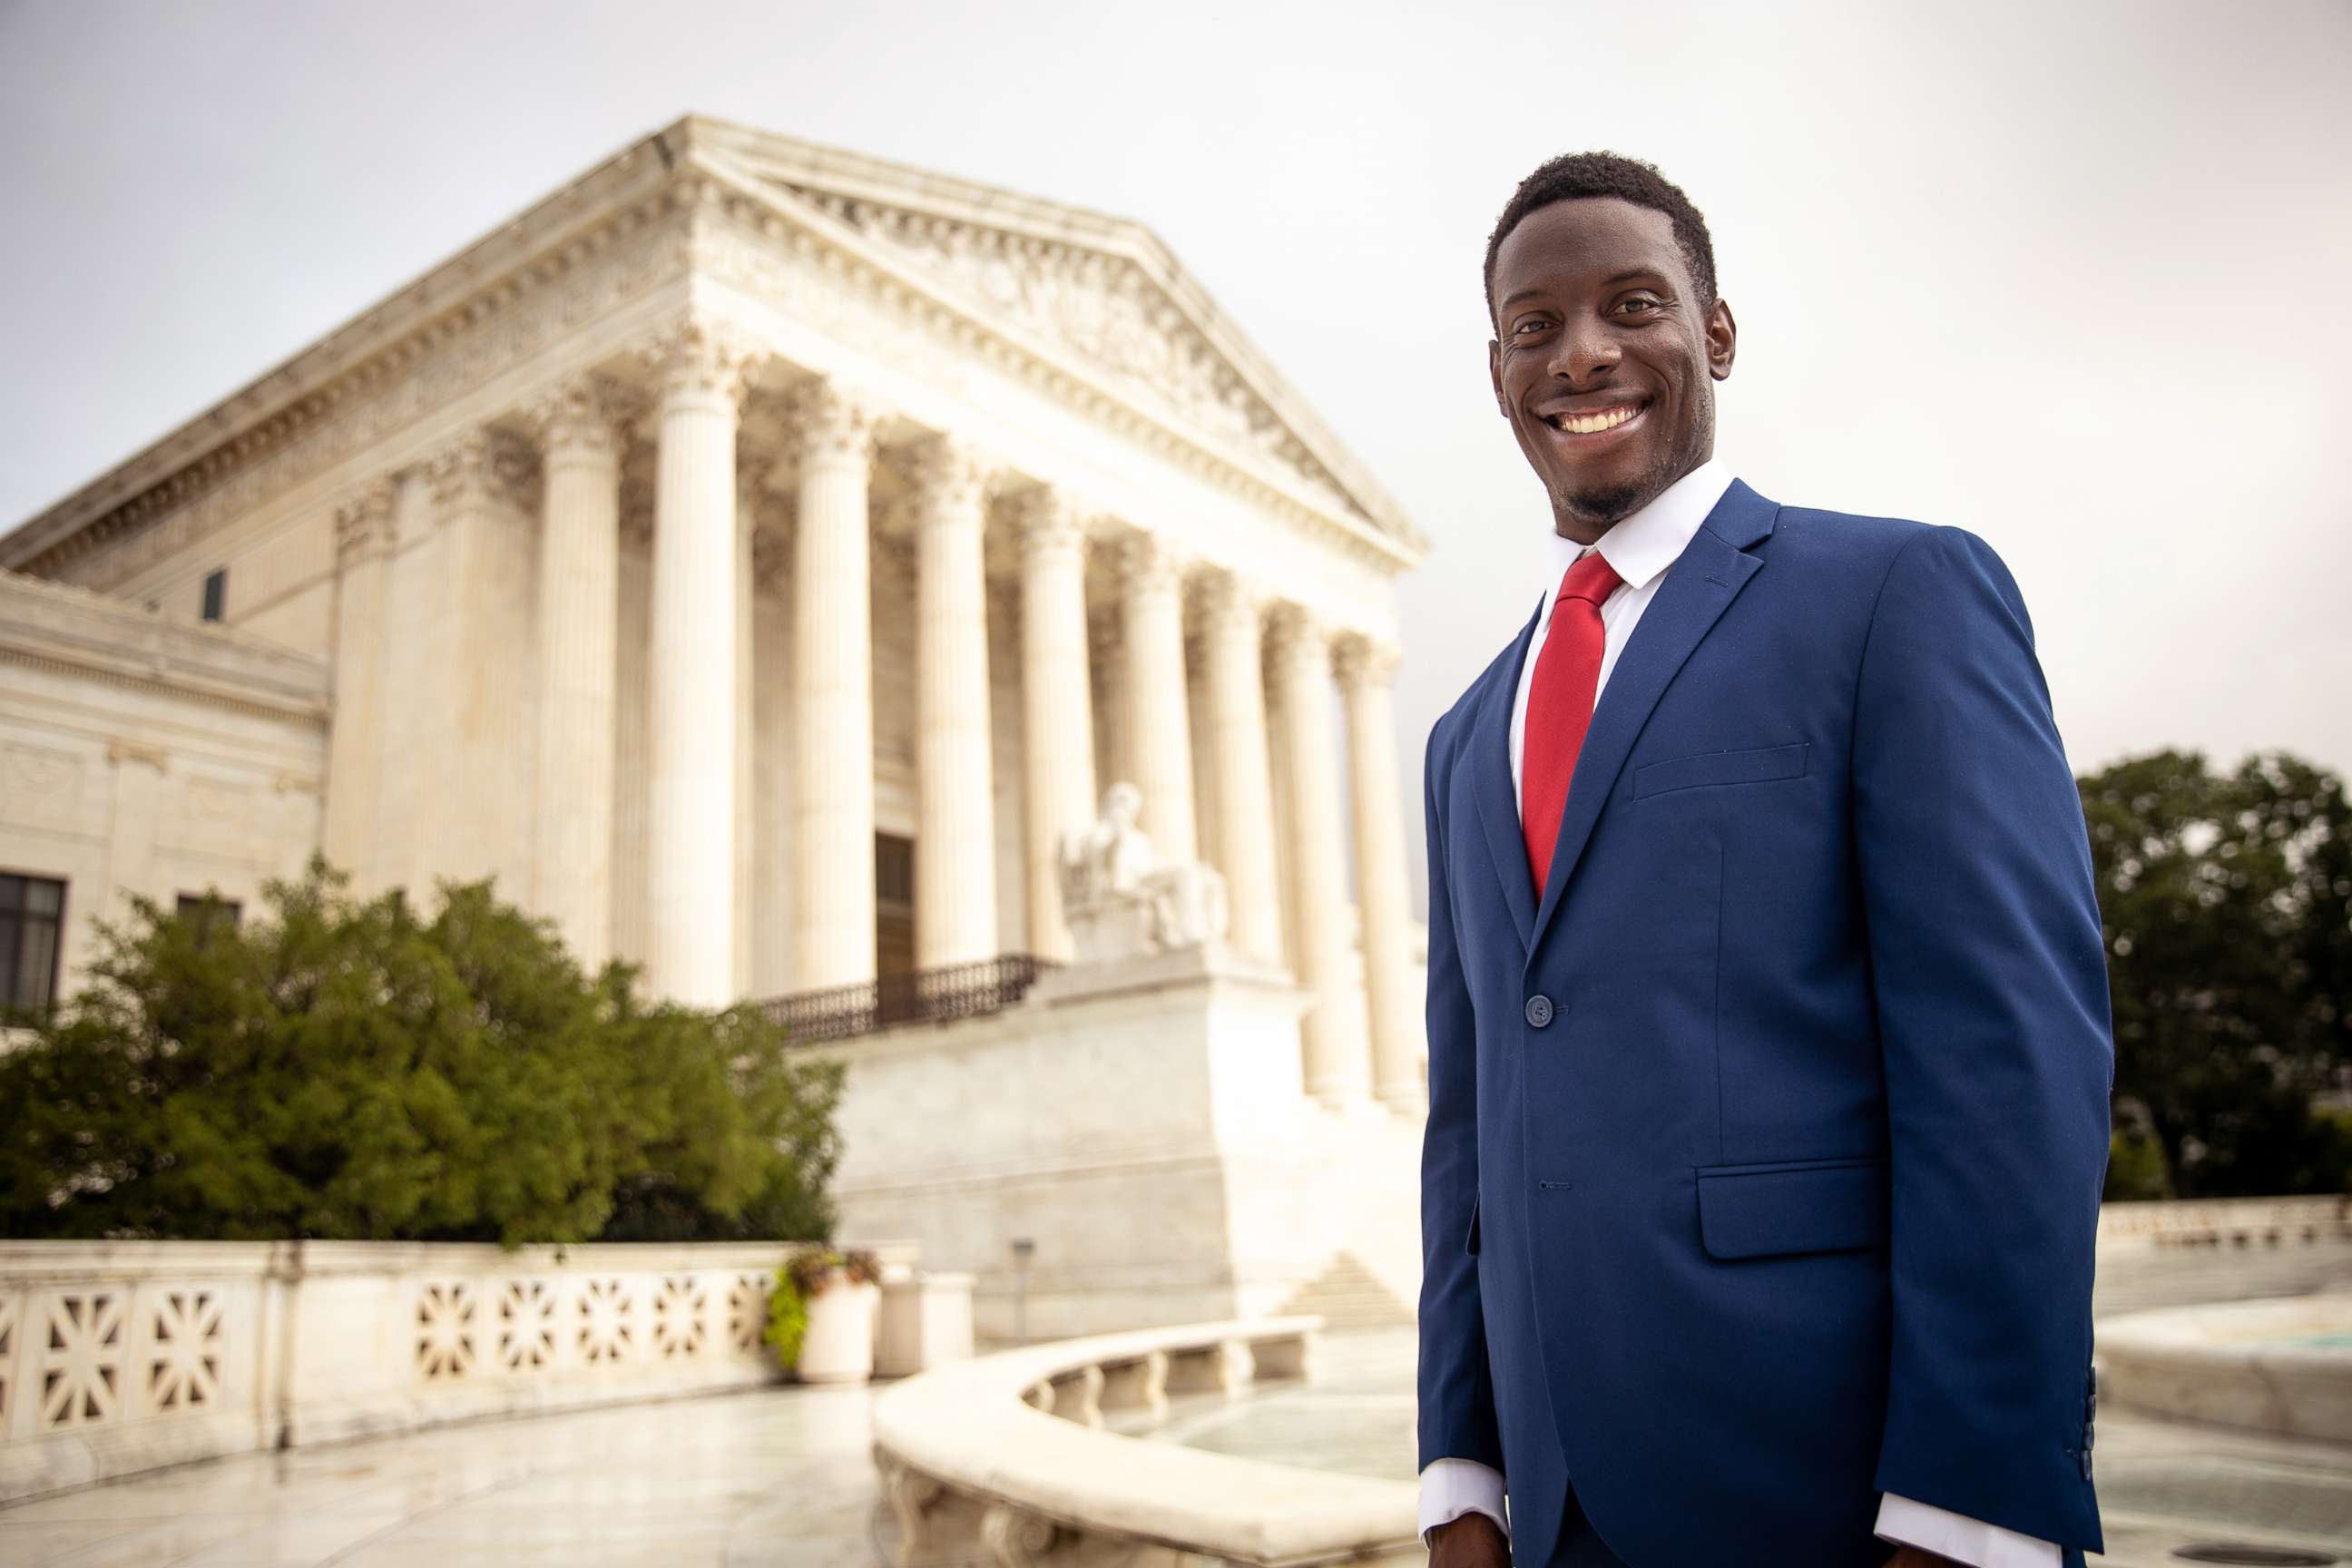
[3,0,2347,912]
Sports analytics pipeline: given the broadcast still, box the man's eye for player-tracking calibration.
[1615,297,1664,315]
[1512,319,1551,336]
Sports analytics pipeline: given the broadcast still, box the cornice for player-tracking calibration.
[1,114,1432,599]
[680,114,1427,559]
[689,148,1424,577]
[0,126,690,579]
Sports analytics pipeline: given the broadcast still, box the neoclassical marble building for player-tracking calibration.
[0,117,1432,1331]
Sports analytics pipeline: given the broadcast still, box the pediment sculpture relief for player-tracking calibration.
[773,187,1355,511]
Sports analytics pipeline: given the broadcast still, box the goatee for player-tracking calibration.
[1554,480,1647,530]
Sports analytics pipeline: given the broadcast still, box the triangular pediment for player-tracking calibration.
[682,119,1424,554]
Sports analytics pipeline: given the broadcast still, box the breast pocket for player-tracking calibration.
[1633,742,1810,799]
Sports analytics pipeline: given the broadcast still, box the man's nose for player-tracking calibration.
[1546,318,1621,384]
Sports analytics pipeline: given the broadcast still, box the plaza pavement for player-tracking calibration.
[3,1243,2347,1566]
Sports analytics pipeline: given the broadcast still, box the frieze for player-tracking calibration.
[49,205,691,593]
[694,200,1405,578]
[34,148,1419,608]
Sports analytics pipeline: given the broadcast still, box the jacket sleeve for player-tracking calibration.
[1852,525,2112,1552]
[1416,719,1506,1475]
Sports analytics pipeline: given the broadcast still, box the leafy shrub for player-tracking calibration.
[0,855,846,1246]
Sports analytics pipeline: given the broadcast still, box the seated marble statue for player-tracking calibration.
[1058,781,1230,960]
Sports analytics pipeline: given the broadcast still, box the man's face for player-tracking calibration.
[1487,197,1737,542]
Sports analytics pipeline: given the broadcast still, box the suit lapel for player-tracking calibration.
[1471,596,1545,951]
[1525,479,1779,963]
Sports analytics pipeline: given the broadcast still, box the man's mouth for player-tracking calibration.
[1539,401,1645,436]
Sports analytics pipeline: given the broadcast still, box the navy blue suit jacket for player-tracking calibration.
[1416,479,2113,1567]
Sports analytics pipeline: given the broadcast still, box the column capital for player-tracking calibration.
[1332,631,1402,690]
[1115,530,1189,598]
[334,476,399,564]
[1198,565,1266,631]
[911,433,993,520]
[426,429,535,516]
[794,378,883,466]
[644,317,760,408]
[1010,485,1087,560]
[527,371,640,460]
[105,738,170,773]
[1265,600,1331,668]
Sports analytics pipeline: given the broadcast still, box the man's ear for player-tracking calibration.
[1706,299,1738,380]
[1488,338,1510,416]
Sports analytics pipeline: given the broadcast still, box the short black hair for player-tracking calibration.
[1483,151,1718,324]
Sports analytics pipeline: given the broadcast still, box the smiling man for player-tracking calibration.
[1414,153,2114,1568]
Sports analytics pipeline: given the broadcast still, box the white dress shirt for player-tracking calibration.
[1420,456,2058,1568]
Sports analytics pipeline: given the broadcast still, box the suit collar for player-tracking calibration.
[1469,476,1781,961]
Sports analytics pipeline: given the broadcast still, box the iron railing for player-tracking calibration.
[755,952,1061,1044]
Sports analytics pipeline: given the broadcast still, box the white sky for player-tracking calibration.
[3,0,2347,915]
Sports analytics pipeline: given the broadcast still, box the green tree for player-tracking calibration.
[2079,750,2352,1198]
[0,854,844,1245]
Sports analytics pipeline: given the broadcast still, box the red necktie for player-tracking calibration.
[1523,549,1623,895]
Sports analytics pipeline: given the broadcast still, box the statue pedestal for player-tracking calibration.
[822,945,1348,1342]
[1025,939,1279,1005]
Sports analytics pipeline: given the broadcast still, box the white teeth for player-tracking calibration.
[1550,406,1639,435]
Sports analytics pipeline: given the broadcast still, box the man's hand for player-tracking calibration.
[1427,1511,1510,1568]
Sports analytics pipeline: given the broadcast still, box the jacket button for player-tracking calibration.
[2080,1446,2092,1480]
[1525,995,1553,1027]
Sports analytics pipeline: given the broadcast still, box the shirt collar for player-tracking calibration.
[1542,456,1737,605]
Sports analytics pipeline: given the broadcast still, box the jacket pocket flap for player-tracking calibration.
[1634,742,1810,798]
[1696,1160,1886,1260]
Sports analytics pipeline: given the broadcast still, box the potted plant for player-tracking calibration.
[765,1244,883,1382]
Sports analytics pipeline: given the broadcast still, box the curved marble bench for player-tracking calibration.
[871,1314,1422,1567]
[2099,1293,2352,1443]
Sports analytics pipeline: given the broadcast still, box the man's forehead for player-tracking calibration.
[1494,197,1681,285]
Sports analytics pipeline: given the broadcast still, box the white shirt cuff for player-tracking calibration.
[1419,1456,1510,1547]
[1876,1493,2061,1568]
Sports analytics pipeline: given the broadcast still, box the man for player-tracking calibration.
[1416,152,2112,1568]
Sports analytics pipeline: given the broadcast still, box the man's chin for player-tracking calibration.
[1553,479,1649,528]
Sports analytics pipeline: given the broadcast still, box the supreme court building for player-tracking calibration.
[0,117,1434,1334]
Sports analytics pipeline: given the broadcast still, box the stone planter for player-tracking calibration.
[797,1267,881,1383]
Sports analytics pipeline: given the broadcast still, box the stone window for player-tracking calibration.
[0,872,65,1018]
[174,892,240,940]
[200,567,227,622]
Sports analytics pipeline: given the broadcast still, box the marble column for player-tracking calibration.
[1270,603,1363,1103]
[735,466,760,996]
[1338,633,1423,1112]
[913,435,999,968]
[644,321,754,1007]
[793,381,882,991]
[1200,569,1283,965]
[324,478,397,890]
[528,377,627,970]
[1118,533,1198,866]
[1014,488,1097,962]
[426,430,534,892]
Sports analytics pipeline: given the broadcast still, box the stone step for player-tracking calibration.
[1277,1250,1416,1328]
